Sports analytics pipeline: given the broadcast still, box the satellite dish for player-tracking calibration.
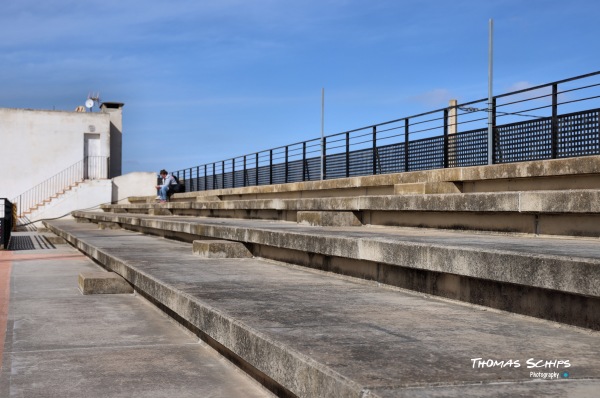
[85,99,94,109]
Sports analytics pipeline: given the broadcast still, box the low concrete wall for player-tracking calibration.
[112,172,156,204]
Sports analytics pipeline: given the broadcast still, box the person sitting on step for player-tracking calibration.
[155,169,177,203]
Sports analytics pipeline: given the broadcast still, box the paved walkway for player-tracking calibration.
[0,233,272,398]
[46,221,600,397]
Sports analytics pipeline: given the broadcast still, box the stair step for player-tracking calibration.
[44,219,600,397]
[69,211,600,329]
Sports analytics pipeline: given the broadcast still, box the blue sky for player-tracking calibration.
[1,0,599,174]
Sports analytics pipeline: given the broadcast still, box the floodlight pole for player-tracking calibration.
[487,18,494,165]
[320,88,325,180]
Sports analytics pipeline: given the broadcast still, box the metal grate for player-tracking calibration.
[7,236,35,250]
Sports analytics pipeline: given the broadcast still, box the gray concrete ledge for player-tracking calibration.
[134,156,600,203]
[43,220,600,397]
[297,211,362,227]
[78,271,134,295]
[104,190,600,214]
[69,212,600,299]
[193,240,252,258]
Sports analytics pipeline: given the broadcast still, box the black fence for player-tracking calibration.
[174,71,600,192]
[1,199,14,249]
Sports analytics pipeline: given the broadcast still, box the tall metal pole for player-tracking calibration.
[487,18,494,165]
[320,88,325,180]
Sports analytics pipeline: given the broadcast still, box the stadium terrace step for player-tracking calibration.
[128,155,600,205]
[65,211,600,329]
[43,219,600,397]
[102,190,600,236]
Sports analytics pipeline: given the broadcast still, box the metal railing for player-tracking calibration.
[12,156,110,217]
[174,71,600,192]
[0,198,14,249]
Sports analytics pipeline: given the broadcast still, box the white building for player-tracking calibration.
[0,103,154,226]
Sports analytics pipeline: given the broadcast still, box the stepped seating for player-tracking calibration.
[45,155,600,396]
[103,156,600,237]
[44,220,600,397]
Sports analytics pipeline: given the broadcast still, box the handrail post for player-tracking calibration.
[243,156,247,187]
[221,160,225,189]
[346,132,350,178]
[232,158,236,188]
[323,137,327,180]
[285,146,289,184]
[302,142,307,181]
[204,165,207,191]
[443,109,449,168]
[255,153,259,186]
[269,150,273,185]
[551,83,558,159]
[372,126,377,175]
[492,97,498,163]
[212,163,216,190]
[404,118,409,172]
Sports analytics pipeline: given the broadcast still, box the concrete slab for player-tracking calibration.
[78,271,134,294]
[68,212,600,298]
[192,240,252,258]
[44,220,600,397]
[0,245,272,398]
[297,211,362,227]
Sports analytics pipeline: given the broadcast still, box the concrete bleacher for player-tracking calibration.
[44,155,600,397]
[103,156,600,237]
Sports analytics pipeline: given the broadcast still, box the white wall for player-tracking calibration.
[0,108,110,201]
[112,172,157,203]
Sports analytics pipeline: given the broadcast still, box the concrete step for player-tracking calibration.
[101,189,600,237]
[1,240,272,398]
[67,211,600,329]
[129,156,600,205]
[44,219,600,397]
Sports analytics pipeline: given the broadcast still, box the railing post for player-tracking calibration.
[323,137,327,180]
[269,150,273,185]
[243,156,247,187]
[443,108,449,168]
[551,83,558,159]
[196,166,199,191]
[221,160,225,189]
[372,126,377,175]
[204,165,207,191]
[404,118,409,172]
[232,158,236,188]
[302,142,307,181]
[346,132,350,178]
[285,146,289,183]
[492,97,498,163]
[212,163,216,190]
[255,153,259,186]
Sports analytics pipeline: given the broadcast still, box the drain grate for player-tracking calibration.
[7,235,56,251]
[8,236,35,250]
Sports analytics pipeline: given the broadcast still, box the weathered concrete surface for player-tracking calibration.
[297,211,362,227]
[45,220,600,397]
[69,212,600,299]
[78,271,134,294]
[394,182,463,194]
[104,190,600,214]
[136,156,600,203]
[0,241,272,398]
[193,240,252,258]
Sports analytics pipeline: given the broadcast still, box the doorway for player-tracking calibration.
[84,134,101,179]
